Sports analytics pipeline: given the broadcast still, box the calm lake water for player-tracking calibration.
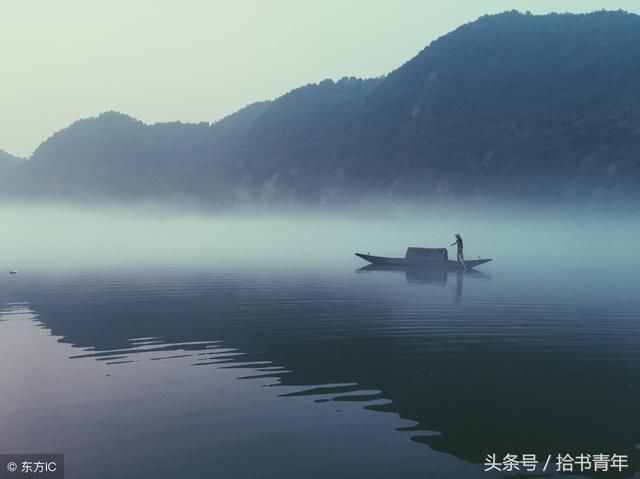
[0,209,639,478]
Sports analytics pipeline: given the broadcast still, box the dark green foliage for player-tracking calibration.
[4,11,640,206]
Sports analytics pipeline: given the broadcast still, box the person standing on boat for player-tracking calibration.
[451,234,463,261]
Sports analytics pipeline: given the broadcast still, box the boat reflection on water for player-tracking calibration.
[356,265,491,300]
[357,264,449,284]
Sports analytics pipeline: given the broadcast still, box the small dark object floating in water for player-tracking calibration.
[355,247,492,271]
[9,270,18,275]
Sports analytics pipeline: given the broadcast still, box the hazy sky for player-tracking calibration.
[2,0,639,157]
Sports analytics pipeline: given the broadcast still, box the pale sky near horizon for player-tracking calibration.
[2,0,639,157]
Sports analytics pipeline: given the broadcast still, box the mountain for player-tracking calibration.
[342,9,640,202]
[18,77,381,205]
[0,149,23,169]
[0,149,25,196]
[4,10,640,206]
[26,112,213,201]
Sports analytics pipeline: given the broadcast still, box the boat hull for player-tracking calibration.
[355,253,491,270]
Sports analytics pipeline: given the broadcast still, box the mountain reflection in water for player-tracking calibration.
[1,264,639,479]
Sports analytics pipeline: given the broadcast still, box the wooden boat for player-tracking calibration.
[355,247,491,270]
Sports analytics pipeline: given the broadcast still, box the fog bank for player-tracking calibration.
[0,203,637,273]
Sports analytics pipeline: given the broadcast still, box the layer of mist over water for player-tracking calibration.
[1,202,639,479]
[1,202,637,272]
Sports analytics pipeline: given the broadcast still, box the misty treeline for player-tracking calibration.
[2,10,640,208]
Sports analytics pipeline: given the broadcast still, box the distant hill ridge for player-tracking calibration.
[3,10,640,205]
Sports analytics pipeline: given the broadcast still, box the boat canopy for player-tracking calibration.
[405,247,448,262]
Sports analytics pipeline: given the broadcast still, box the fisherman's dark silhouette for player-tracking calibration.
[451,234,463,261]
